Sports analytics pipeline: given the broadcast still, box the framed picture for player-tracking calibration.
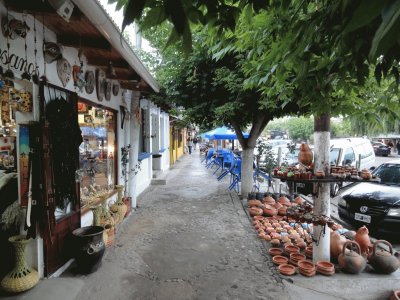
[95,109,104,119]
[84,114,93,123]
[0,149,9,157]
[3,127,10,136]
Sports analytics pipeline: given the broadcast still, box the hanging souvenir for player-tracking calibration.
[96,69,106,101]
[0,90,11,124]
[21,15,31,81]
[57,57,71,87]
[3,7,14,79]
[112,82,119,96]
[2,15,30,39]
[43,42,62,64]
[85,71,95,94]
[104,80,111,101]
[17,90,33,113]
[32,15,40,84]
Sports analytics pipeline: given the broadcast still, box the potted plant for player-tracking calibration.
[120,144,141,217]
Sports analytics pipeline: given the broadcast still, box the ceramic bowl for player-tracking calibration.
[268,247,283,257]
[278,264,296,276]
[272,255,288,265]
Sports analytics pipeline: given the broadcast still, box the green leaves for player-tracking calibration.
[122,0,146,32]
[369,0,400,60]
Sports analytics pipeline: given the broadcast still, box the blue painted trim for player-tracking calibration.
[138,152,152,161]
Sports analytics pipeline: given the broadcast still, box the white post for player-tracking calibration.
[313,114,331,262]
[128,91,141,208]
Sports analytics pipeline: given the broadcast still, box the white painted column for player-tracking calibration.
[128,91,141,208]
[312,114,331,263]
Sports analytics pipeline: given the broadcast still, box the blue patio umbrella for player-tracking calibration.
[203,126,249,140]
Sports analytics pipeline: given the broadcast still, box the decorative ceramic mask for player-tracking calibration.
[96,69,106,101]
[85,71,95,94]
[43,42,62,63]
[57,58,71,87]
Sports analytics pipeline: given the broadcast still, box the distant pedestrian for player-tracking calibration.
[187,137,193,154]
[397,141,400,155]
[193,137,198,149]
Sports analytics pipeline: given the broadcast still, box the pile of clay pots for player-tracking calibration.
[248,193,400,277]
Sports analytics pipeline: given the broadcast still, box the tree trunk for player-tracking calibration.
[241,147,254,198]
[312,113,331,263]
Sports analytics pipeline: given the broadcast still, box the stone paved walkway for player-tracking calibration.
[74,149,288,300]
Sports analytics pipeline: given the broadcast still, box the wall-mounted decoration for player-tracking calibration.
[96,69,106,101]
[95,109,104,119]
[1,15,30,39]
[19,124,30,207]
[73,63,86,92]
[84,114,93,123]
[112,82,119,96]
[43,42,62,63]
[104,80,111,101]
[78,102,88,113]
[57,57,71,87]
[84,71,95,94]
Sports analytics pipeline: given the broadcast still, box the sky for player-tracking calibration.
[98,0,151,51]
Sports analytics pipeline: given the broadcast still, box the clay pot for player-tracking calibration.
[298,143,313,166]
[369,240,400,274]
[274,202,283,209]
[268,247,283,257]
[330,231,347,260]
[316,261,335,274]
[342,230,356,240]
[248,199,262,207]
[263,196,276,205]
[253,215,264,221]
[278,206,287,216]
[273,255,288,265]
[354,226,372,257]
[297,260,315,272]
[338,241,367,274]
[278,196,291,206]
[284,245,300,256]
[248,207,263,216]
[361,169,372,180]
[315,170,325,178]
[293,196,304,205]
[278,264,296,276]
[271,239,280,247]
[263,206,278,217]
[390,290,400,300]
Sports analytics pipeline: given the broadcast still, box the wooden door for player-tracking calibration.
[39,83,81,276]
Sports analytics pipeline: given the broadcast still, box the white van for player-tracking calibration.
[330,138,375,170]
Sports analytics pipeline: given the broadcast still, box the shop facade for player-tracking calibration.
[0,0,169,282]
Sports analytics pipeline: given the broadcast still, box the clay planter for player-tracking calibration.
[248,207,263,216]
[72,226,106,274]
[316,261,335,276]
[268,248,283,257]
[263,206,278,217]
[248,199,263,207]
[278,264,296,276]
[278,196,291,206]
[278,207,287,216]
[273,255,288,265]
[298,260,316,277]
[263,196,276,205]
[253,215,264,221]
[298,143,313,166]
[290,253,306,266]
[284,245,300,257]
[271,239,281,247]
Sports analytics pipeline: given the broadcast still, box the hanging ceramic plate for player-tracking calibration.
[57,57,71,87]
[96,69,106,101]
[85,71,95,94]
[112,82,119,96]
[104,80,112,101]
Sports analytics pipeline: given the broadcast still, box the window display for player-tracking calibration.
[77,100,116,207]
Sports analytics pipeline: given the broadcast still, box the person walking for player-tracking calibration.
[397,140,400,155]
[187,137,193,154]
[193,136,198,150]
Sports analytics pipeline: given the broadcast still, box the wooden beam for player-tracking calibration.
[86,58,129,68]
[59,35,111,51]
[120,80,150,91]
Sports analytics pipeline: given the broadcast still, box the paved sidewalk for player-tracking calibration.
[2,149,399,299]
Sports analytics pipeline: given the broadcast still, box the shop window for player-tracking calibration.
[77,100,117,208]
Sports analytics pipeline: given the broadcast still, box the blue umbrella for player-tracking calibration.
[204,126,249,140]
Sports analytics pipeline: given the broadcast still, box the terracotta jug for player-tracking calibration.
[354,226,372,257]
[298,143,313,166]
[330,231,347,260]
[338,241,366,274]
[390,290,400,300]
[369,240,400,274]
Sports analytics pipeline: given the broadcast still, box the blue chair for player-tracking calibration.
[252,168,273,191]
[207,149,224,169]
[229,158,242,192]
[202,148,215,164]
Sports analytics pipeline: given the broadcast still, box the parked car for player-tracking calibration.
[371,141,391,156]
[336,159,400,233]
